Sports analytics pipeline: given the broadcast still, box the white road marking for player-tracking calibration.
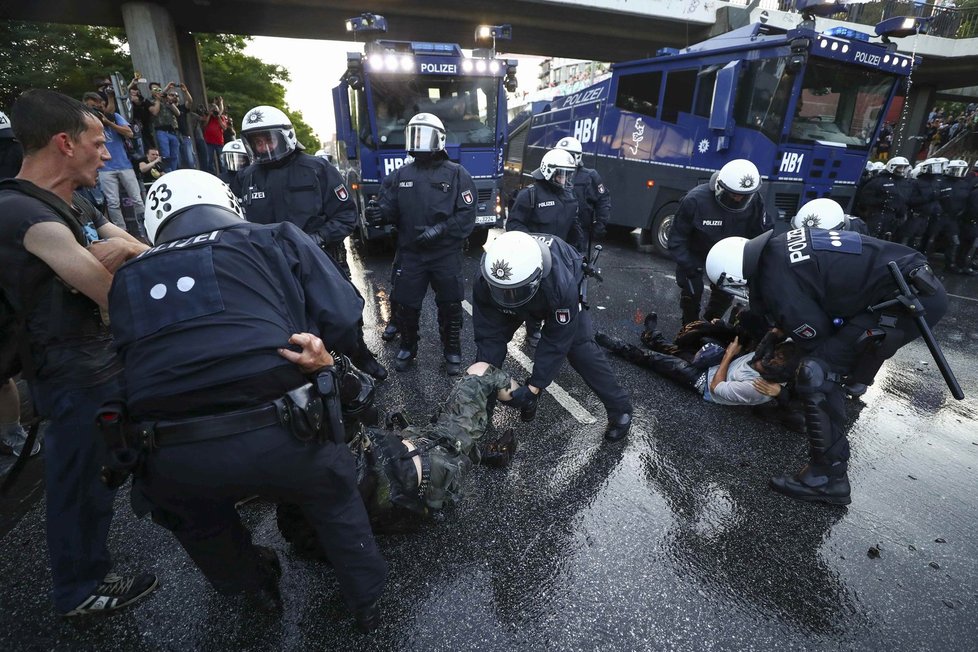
[948,292,978,303]
[461,300,597,425]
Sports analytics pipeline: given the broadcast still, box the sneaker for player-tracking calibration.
[64,573,159,617]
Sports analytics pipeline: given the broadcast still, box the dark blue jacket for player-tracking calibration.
[507,176,583,249]
[572,166,611,232]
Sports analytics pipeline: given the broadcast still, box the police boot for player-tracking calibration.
[679,295,700,327]
[604,413,632,442]
[438,302,464,376]
[382,318,399,342]
[395,305,420,372]
[355,334,388,382]
[769,464,851,506]
[945,244,963,273]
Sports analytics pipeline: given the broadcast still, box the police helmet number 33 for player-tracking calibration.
[147,183,173,215]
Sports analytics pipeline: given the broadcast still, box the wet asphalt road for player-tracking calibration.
[1,230,976,651]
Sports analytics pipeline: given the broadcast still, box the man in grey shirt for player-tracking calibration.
[597,332,800,406]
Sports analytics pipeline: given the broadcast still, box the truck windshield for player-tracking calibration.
[787,58,895,148]
[367,77,499,149]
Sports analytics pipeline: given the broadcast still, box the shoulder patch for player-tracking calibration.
[792,323,817,339]
[810,229,862,254]
[461,189,474,205]
[333,185,349,201]
[554,308,571,325]
[597,183,606,194]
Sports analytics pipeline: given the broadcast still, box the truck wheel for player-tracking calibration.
[467,228,489,249]
[645,210,674,258]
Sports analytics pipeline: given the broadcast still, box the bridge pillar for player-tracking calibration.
[893,82,937,161]
[121,2,207,105]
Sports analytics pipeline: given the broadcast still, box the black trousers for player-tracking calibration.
[391,250,464,310]
[138,423,387,609]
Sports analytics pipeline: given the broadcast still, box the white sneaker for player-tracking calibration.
[64,573,159,616]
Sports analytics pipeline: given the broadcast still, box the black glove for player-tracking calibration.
[414,221,448,247]
[677,267,704,297]
[500,385,539,422]
[591,222,607,241]
[364,200,384,225]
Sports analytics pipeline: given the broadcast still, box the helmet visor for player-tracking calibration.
[552,167,576,190]
[243,129,290,163]
[405,124,444,152]
[715,187,754,212]
[947,166,967,178]
[486,277,542,309]
[888,164,909,177]
[222,152,249,172]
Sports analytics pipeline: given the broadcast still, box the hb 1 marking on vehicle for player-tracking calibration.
[780,152,805,174]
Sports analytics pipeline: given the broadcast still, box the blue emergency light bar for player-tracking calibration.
[346,13,387,34]
[794,0,847,17]
[823,26,870,41]
[656,47,680,56]
[875,16,931,38]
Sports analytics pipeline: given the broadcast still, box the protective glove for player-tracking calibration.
[414,221,448,247]
[364,199,384,226]
[500,385,539,422]
[591,222,607,241]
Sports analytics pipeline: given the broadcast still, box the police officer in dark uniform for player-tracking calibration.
[928,159,971,273]
[231,105,387,381]
[668,158,770,327]
[961,176,978,273]
[108,170,387,629]
[898,158,945,250]
[855,156,912,240]
[706,230,949,505]
[507,148,584,345]
[555,136,611,243]
[364,113,476,375]
[472,230,633,441]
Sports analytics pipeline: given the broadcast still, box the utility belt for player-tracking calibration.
[96,368,346,488]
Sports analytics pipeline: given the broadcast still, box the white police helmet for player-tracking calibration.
[945,159,969,178]
[706,236,750,299]
[0,111,12,139]
[481,231,553,308]
[404,113,446,152]
[539,148,577,190]
[885,156,910,177]
[221,139,250,172]
[240,105,301,164]
[919,158,946,176]
[144,170,243,245]
[555,136,583,166]
[791,198,848,231]
[871,161,885,174]
[715,159,761,212]
[864,160,875,173]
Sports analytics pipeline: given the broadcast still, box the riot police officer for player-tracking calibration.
[232,105,386,380]
[899,158,945,250]
[365,113,476,375]
[554,136,611,243]
[472,231,633,441]
[928,159,971,273]
[507,148,583,248]
[855,156,912,239]
[219,138,249,186]
[668,158,770,327]
[108,170,387,629]
[706,231,949,505]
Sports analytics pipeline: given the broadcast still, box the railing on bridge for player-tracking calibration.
[729,0,978,39]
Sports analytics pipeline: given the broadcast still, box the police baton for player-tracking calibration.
[580,245,603,309]
[871,261,964,400]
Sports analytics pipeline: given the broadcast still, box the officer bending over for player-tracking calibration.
[232,105,386,381]
[791,197,868,234]
[668,159,770,326]
[365,113,476,374]
[706,229,949,505]
[107,171,386,630]
[472,231,633,441]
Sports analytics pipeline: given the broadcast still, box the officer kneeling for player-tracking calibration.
[105,171,387,630]
[472,231,633,441]
[706,227,951,505]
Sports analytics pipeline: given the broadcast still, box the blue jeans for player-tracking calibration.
[33,374,124,613]
[205,142,224,176]
[155,129,182,172]
[180,135,198,170]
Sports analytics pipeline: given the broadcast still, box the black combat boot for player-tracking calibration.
[679,294,700,327]
[438,302,464,376]
[355,333,388,382]
[604,413,632,442]
[381,322,399,342]
[395,305,420,372]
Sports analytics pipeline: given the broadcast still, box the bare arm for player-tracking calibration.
[277,332,334,373]
[179,84,193,107]
[709,337,743,392]
[102,113,133,139]
[23,222,115,309]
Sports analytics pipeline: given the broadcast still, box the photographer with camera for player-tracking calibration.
[199,96,229,175]
[147,82,181,172]
[82,92,145,233]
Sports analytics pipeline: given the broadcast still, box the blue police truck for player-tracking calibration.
[333,31,518,249]
[505,20,918,255]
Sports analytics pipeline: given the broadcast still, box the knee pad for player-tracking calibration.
[794,357,838,396]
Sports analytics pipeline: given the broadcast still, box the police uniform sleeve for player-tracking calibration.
[747,193,772,237]
[313,163,357,246]
[667,194,701,270]
[505,187,534,233]
[280,222,364,354]
[763,277,833,353]
[377,170,399,225]
[472,279,519,366]
[443,165,476,240]
[589,170,611,227]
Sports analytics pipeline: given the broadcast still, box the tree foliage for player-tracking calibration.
[0,22,318,146]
